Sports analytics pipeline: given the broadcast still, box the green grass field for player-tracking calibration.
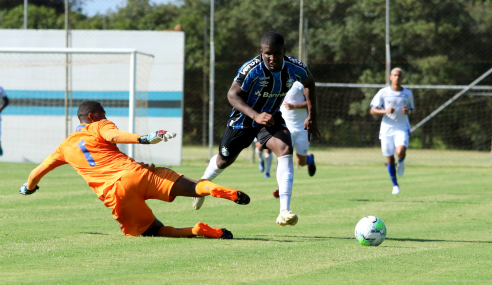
[1,147,492,284]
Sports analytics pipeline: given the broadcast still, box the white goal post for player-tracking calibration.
[0,47,154,161]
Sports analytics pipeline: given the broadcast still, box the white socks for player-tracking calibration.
[265,152,273,173]
[201,154,224,181]
[277,154,294,212]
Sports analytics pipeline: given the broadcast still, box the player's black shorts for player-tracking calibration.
[218,112,289,159]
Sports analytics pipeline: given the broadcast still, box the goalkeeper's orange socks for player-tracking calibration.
[195,179,241,202]
[156,224,222,238]
[157,226,195,238]
[195,180,235,199]
[191,222,224,239]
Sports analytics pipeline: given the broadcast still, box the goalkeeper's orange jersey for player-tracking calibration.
[42,119,142,198]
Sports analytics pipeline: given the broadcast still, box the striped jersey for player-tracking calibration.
[229,55,309,129]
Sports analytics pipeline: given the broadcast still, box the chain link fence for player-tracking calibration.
[2,0,492,165]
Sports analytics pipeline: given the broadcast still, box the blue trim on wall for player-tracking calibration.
[3,90,182,117]
[6,90,182,101]
[3,106,182,117]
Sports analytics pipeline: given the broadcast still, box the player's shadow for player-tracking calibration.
[350,199,482,205]
[234,237,297,242]
[385,237,492,243]
[325,236,492,244]
[82,232,109,235]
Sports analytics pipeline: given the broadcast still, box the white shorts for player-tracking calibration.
[380,130,409,157]
[290,129,310,156]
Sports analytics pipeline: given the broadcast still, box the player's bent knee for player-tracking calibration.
[141,226,161,237]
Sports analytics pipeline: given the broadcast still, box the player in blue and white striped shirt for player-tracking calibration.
[194,32,320,227]
[370,68,414,195]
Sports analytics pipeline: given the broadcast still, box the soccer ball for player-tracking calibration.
[354,216,387,246]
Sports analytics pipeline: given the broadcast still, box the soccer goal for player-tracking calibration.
[0,47,155,163]
[314,73,492,167]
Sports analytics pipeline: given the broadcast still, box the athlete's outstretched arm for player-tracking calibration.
[301,73,320,142]
[227,81,275,127]
[102,128,176,144]
[20,159,66,195]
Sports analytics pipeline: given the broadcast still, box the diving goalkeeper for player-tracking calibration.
[19,101,250,239]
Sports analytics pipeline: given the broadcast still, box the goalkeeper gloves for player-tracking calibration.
[138,130,176,144]
[19,183,39,195]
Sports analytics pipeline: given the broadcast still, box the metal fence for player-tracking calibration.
[2,0,492,156]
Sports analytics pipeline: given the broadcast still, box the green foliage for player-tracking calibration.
[1,0,492,149]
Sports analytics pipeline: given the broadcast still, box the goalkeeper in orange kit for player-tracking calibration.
[19,101,250,239]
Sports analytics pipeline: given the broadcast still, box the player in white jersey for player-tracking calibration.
[370,68,414,195]
[0,86,9,156]
[280,81,316,176]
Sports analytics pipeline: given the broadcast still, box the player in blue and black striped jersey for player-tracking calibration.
[193,32,320,227]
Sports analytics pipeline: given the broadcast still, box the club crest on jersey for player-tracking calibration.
[286,78,295,88]
[221,146,229,157]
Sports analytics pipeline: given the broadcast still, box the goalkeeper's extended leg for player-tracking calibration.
[170,176,250,206]
[141,219,232,239]
[193,154,225,210]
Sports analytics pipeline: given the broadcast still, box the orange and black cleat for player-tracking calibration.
[192,222,233,239]
[211,189,250,205]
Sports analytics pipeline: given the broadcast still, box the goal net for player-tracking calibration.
[314,77,492,167]
[0,48,155,164]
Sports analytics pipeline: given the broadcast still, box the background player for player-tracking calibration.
[255,138,273,178]
[193,31,320,227]
[0,86,9,156]
[370,68,414,194]
[19,101,250,239]
[280,81,316,176]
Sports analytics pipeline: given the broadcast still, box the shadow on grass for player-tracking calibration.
[350,199,483,205]
[234,237,296,242]
[82,232,109,235]
[248,235,492,244]
[385,237,492,243]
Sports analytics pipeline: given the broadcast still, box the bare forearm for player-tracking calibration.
[370,107,389,116]
[292,102,308,109]
[303,78,317,119]
[228,92,259,120]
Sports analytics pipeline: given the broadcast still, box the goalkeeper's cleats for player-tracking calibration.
[397,160,405,176]
[211,188,250,205]
[19,183,39,195]
[138,130,176,144]
[192,222,233,239]
[392,185,400,195]
[192,196,206,210]
[276,210,298,227]
[219,228,233,239]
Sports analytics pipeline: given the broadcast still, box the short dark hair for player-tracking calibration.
[77,101,102,121]
[261,31,284,47]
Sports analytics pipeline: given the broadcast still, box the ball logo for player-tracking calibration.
[221,146,229,157]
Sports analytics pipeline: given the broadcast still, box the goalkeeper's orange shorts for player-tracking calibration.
[103,164,182,237]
